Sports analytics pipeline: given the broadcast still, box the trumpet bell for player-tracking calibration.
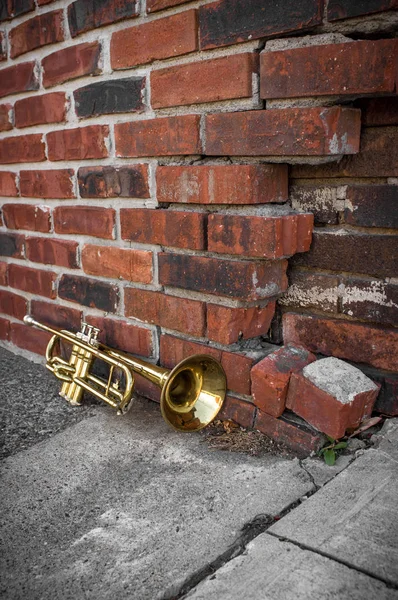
[161,355,226,432]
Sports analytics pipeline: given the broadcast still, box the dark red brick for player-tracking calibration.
[327,0,398,20]
[279,271,339,313]
[147,0,190,11]
[289,185,342,225]
[0,32,4,61]
[0,232,24,257]
[205,107,361,156]
[156,164,288,205]
[341,277,398,326]
[159,252,288,301]
[58,274,119,312]
[0,171,18,196]
[74,77,145,118]
[26,237,78,268]
[31,299,82,331]
[10,10,64,58]
[0,289,27,319]
[218,395,256,429]
[0,261,7,285]
[15,92,67,128]
[0,104,12,131]
[220,351,254,396]
[0,317,10,340]
[47,125,109,161]
[10,322,51,356]
[355,97,398,127]
[111,10,197,69]
[261,39,398,99]
[0,0,34,20]
[42,42,101,88]
[121,208,206,250]
[345,185,398,228]
[125,289,206,337]
[373,372,398,416]
[86,315,153,358]
[0,134,45,164]
[8,264,56,298]
[68,0,138,38]
[54,206,115,239]
[20,169,75,199]
[81,245,153,283]
[115,115,201,158]
[78,165,149,199]
[0,62,38,98]
[206,302,276,345]
[283,313,398,372]
[3,204,51,233]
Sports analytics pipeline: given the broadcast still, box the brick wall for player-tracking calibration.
[0,0,397,434]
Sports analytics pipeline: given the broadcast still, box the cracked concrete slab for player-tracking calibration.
[185,533,397,600]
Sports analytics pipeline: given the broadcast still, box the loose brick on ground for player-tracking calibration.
[206,303,276,345]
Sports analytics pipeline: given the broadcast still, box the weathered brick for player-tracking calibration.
[74,77,145,118]
[81,245,153,283]
[42,42,101,88]
[26,237,78,268]
[261,39,398,99]
[86,315,153,358]
[206,303,276,345]
[10,322,51,356]
[289,185,343,225]
[0,261,7,285]
[115,115,201,157]
[78,165,149,199]
[327,0,398,20]
[341,277,398,326]
[283,313,398,372]
[291,127,398,178]
[279,271,340,313]
[0,232,24,257]
[0,134,45,164]
[54,206,115,239]
[151,53,257,109]
[373,372,398,416]
[10,10,64,58]
[147,0,190,11]
[200,0,323,50]
[3,204,51,233]
[58,274,119,312]
[159,252,288,300]
[111,10,197,69]
[0,289,27,319]
[0,317,10,340]
[296,214,313,253]
[205,107,361,157]
[355,97,398,127]
[218,395,256,428]
[0,0,34,20]
[125,289,206,337]
[68,0,138,38]
[15,92,67,128]
[0,104,12,131]
[220,351,254,396]
[156,164,288,205]
[47,126,109,161]
[0,32,4,61]
[345,185,398,228]
[31,299,82,331]
[20,169,75,199]
[121,208,206,250]
[0,171,18,196]
[8,264,56,298]
[0,62,38,98]
[292,230,397,278]
[251,345,316,418]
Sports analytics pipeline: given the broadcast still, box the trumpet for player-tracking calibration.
[23,315,226,432]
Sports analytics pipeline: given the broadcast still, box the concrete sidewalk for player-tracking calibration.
[1,346,397,599]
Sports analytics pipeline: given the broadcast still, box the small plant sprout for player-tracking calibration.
[318,435,348,466]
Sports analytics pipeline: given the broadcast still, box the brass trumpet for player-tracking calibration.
[23,315,226,432]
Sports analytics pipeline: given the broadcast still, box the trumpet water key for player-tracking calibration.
[23,315,227,432]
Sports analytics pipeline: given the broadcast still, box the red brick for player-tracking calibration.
[254,410,325,457]
[283,313,398,372]
[152,53,258,109]
[15,92,67,128]
[68,0,139,38]
[10,322,51,356]
[58,274,119,312]
[0,232,24,257]
[205,107,361,157]
[134,373,161,403]
[0,134,45,164]
[0,104,12,131]
[54,206,115,239]
[115,115,201,158]
[206,303,276,345]
[355,97,398,127]
[3,204,51,233]
[78,165,149,199]
[125,289,206,337]
[220,351,254,396]
[296,213,314,252]
[0,261,7,285]
[0,289,27,319]
[121,208,206,250]
[251,345,316,418]
[0,171,18,196]
[8,264,56,298]
[261,40,398,99]
[341,277,398,326]
[111,10,197,69]
[47,125,109,161]
[345,185,398,229]
[86,315,153,358]
[0,317,10,340]
[327,0,398,20]
[42,42,101,88]
[81,245,153,283]
[147,0,190,11]
[31,299,82,331]
[25,237,78,268]
[218,395,256,429]
[291,127,398,178]
[159,252,288,301]
[279,271,340,314]
[10,10,64,58]
[156,164,288,205]
[0,62,38,99]
[20,169,75,199]
[0,32,5,61]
